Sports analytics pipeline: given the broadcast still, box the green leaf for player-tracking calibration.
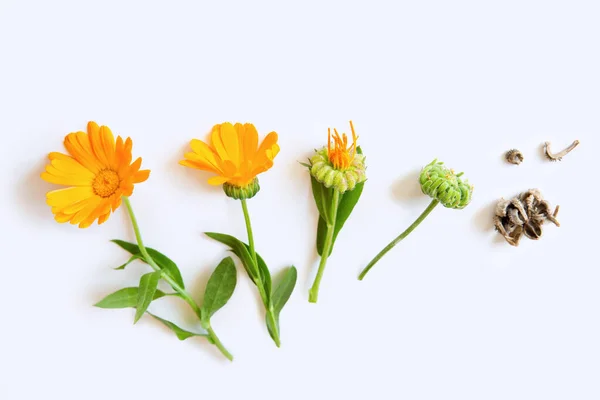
[266,266,297,342]
[205,232,259,283]
[114,254,143,270]
[201,257,237,320]
[271,266,297,314]
[243,243,271,305]
[111,240,185,289]
[331,181,365,248]
[94,287,166,309]
[315,181,365,256]
[148,312,208,340]
[134,271,161,324]
[310,175,333,224]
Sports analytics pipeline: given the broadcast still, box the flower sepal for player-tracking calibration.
[223,178,260,200]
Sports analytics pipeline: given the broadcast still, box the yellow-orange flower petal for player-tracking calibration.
[42,121,150,228]
[180,122,279,188]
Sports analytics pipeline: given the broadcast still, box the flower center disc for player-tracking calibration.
[92,169,120,198]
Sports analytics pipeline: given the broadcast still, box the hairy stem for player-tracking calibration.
[206,326,234,361]
[309,189,341,303]
[240,198,280,347]
[358,199,439,280]
[123,196,233,360]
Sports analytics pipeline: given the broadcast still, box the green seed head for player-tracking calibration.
[419,159,473,209]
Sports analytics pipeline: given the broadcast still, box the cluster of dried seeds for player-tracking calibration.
[494,189,560,246]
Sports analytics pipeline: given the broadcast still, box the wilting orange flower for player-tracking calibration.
[180,122,279,187]
[327,121,357,170]
[41,121,150,228]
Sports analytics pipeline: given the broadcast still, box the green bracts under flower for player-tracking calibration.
[358,159,473,280]
[223,178,260,200]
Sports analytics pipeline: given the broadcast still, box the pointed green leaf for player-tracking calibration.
[201,257,237,320]
[94,287,166,309]
[134,271,161,323]
[111,240,185,289]
[148,312,208,340]
[310,175,333,224]
[114,254,143,270]
[205,232,259,283]
[243,243,271,305]
[315,181,365,256]
[265,266,297,341]
[271,266,297,314]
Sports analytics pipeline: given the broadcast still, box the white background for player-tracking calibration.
[1,1,599,399]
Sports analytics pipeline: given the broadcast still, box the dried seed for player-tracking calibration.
[544,140,580,161]
[505,149,524,165]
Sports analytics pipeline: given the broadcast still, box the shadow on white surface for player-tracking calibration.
[390,169,423,204]
[472,199,497,233]
[18,157,55,222]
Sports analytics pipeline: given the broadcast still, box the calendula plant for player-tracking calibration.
[180,122,297,347]
[303,121,367,303]
[358,159,473,280]
[42,121,236,361]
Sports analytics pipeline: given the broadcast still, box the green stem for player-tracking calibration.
[240,198,281,347]
[358,199,439,280]
[241,199,259,269]
[206,326,234,361]
[123,196,233,360]
[309,189,341,303]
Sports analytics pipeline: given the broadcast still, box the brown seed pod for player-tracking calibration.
[493,189,560,246]
[505,149,524,165]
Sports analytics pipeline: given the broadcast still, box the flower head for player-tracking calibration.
[180,122,279,199]
[41,121,150,228]
[419,159,472,209]
[309,121,366,193]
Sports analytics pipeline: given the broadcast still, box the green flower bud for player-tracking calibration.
[223,178,260,200]
[310,148,367,194]
[419,159,473,209]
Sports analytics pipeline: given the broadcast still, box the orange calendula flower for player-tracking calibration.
[41,121,150,228]
[180,122,279,199]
